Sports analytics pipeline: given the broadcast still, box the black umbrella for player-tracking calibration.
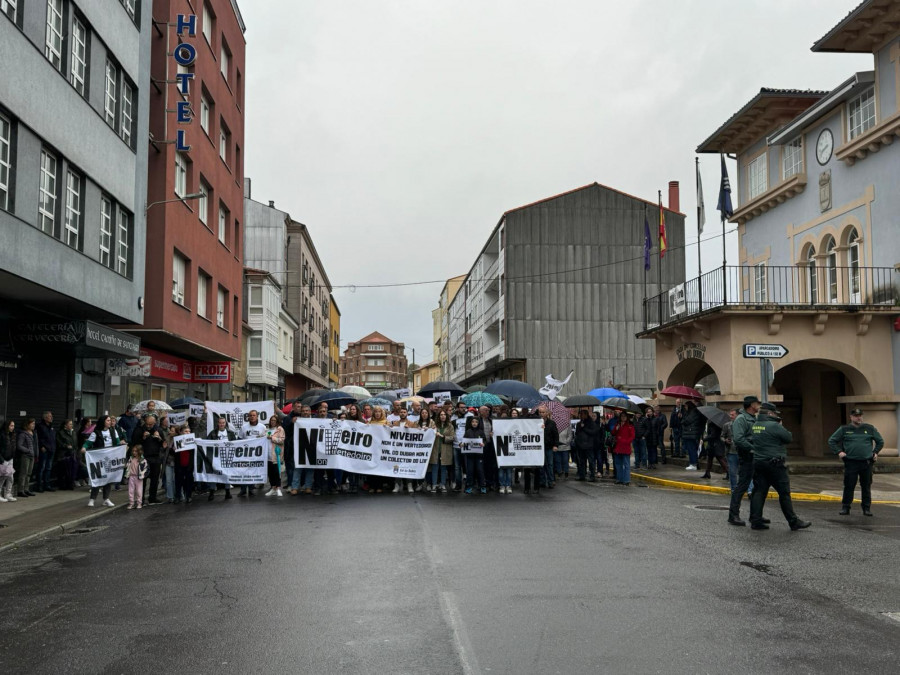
[298,388,331,404]
[308,391,357,410]
[696,405,730,429]
[600,397,642,414]
[417,381,467,397]
[169,396,203,409]
[484,380,541,401]
[562,394,603,408]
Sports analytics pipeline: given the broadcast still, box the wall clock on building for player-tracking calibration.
[816,128,833,165]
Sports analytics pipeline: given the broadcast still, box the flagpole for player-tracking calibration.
[657,191,663,326]
[696,157,703,312]
[643,207,648,327]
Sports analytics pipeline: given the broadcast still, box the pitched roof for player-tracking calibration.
[504,182,684,218]
[812,0,900,53]
[696,88,829,155]
[356,331,393,344]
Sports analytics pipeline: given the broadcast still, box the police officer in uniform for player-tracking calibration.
[727,395,761,526]
[828,407,884,516]
[748,404,810,531]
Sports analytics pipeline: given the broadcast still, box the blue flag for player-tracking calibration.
[717,153,734,219]
[643,214,651,271]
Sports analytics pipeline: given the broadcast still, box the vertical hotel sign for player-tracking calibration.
[173,14,197,151]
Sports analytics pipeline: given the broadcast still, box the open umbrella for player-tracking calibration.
[660,385,703,401]
[359,397,393,410]
[418,381,467,397]
[484,380,541,401]
[399,395,427,403]
[466,385,487,393]
[587,387,625,399]
[461,392,504,408]
[281,403,294,415]
[532,400,571,432]
[696,405,730,429]
[298,388,331,404]
[517,394,549,410]
[308,391,357,410]
[626,394,647,406]
[562,394,603,408]
[375,390,401,402]
[132,400,173,414]
[169,396,203,409]
[338,385,371,401]
[601,397,642,414]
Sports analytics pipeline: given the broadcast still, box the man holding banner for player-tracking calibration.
[204,417,236,501]
[81,414,127,507]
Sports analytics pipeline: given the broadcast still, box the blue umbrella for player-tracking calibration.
[587,387,626,399]
[169,396,204,409]
[517,394,549,410]
[308,391,357,410]
[461,392,504,407]
[484,380,541,401]
[359,397,393,410]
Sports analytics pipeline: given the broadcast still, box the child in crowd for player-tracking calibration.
[127,445,148,510]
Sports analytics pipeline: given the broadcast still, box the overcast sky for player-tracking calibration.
[239,0,871,366]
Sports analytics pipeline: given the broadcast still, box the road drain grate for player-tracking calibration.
[66,526,107,535]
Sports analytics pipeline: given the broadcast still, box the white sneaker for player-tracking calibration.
[392,484,401,493]
[506,486,512,494]
[87,499,95,507]
[265,488,276,497]
[276,489,283,496]
[407,484,415,493]
[685,465,697,471]
[0,495,7,502]
[103,499,115,507]
[6,494,16,502]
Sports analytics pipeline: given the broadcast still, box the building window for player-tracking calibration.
[198,272,209,318]
[38,149,57,235]
[782,137,802,179]
[198,179,209,224]
[219,121,230,163]
[806,246,817,304]
[174,152,187,197]
[218,202,228,244]
[120,83,134,147]
[104,61,118,128]
[752,263,767,302]
[2,0,18,23]
[200,93,210,134]
[202,2,214,46]
[233,219,240,260]
[116,208,131,277]
[848,230,860,303]
[747,153,767,200]
[99,197,112,267]
[220,40,231,82]
[70,15,88,96]
[368,344,384,351]
[173,252,187,305]
[824,236,838,303]
[0,113,10,211]
[64,169,81,249]
[45,0,64,70]
[249,337,262,367]
[848,88,876,140]
[121,0,136,21]
[216,287,226,327]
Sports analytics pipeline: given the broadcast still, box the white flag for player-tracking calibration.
[697,160,706,234]
[538,371,573,400]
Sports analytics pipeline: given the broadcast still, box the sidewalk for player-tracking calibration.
[0,485,128,553]
[627,460,900,504]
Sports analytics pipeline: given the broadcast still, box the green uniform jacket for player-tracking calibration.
[750,419,792,460]
[828,423,884,460]
[732,410,757,457]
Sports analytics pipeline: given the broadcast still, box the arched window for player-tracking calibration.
[847,229,861,302]
[824,236,838,303]
[806,246,818,304]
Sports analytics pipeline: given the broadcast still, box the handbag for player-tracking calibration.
[0,460,14,477]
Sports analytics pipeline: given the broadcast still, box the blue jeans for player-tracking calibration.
[465,454,484,489]
[431,463,447,486]
[498,467,512,487]
[632,439,648,468]
[682,438,699,465]
[37,450,55,488]
[614,453,631,483]
[554,451,569,475]
[727,454,740,492]
[671,430,682,456]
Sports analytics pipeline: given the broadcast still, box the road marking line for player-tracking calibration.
[21,603,68,632]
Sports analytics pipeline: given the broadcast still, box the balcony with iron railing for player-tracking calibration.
[641,265,897,331]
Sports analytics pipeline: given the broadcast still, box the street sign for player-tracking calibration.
[743,343,789,359]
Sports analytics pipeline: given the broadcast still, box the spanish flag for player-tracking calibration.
[658,195,667,259]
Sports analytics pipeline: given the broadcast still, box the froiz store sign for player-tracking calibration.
[172,15,197,152]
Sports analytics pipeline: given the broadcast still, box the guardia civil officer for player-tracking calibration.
[748,405,810,531]
[828,407,884,516]
[727,395,760,526]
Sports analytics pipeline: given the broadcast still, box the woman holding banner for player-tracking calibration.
[206,417,236,501]
[265,415,285,497]
[81,415,124,507]
[463,416,487,495]
[366,407,389,493]
[430,410,454,493]
[172,423,195,503]
[415,407,436,492]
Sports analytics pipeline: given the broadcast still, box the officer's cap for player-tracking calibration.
[850,408,864,416]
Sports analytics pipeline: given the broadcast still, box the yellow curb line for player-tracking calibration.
[630,472,900,505]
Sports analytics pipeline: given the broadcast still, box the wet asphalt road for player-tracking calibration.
[1,480,898,675]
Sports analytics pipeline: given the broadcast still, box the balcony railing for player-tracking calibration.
[642,265,897,331]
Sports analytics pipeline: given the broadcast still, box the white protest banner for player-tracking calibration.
[173,433,197,452]
[167,412,187,426]
[492,419,544,467]
[205,401,275,435]
[189,404,205,418]
[194,437,267,485]
[539,371,574,400]
[85,444,128,488]
[460,438,484,454]
[432,391,452,404]
[293,419,433,479]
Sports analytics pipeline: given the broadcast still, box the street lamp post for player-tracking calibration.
[144,191,204,214]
